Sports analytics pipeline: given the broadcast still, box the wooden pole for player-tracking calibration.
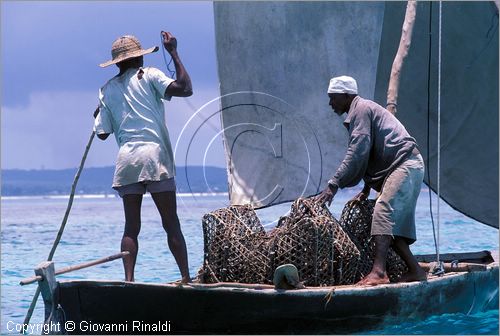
[186,282,276,290]
[20,252,129,286]
[419,261,487,273]
[386,0,418,114]
[47,130,96,261]
[21,129,96,334]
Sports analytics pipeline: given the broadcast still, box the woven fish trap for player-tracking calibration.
[290,196,335,220]
[269,215,360,286]
[276,196,334,229]
[198,205,271,283]
[271,198,361,286]
[199,198,362,286]
[339,199,408,282]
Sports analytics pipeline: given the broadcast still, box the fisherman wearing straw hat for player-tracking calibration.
[316,75,427,286]
[94,32,192,283]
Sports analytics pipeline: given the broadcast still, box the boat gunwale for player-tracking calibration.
[56,262,498,295]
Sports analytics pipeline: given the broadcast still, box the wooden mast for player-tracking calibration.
[386,1,417,115]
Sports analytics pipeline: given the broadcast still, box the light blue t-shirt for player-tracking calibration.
[94,67,175,187]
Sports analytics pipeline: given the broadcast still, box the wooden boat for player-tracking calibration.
[28,251,496,334]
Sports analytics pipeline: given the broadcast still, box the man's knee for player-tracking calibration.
[123,223,141,238]
[393,235,413,247]
[373,234,393,243]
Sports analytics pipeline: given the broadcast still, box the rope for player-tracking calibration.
[437,1,442,266]
[158,33,220,134]
[160,33,176,79]
[21,130,96,334]
[426,1,439,262]
[426,2,444,276]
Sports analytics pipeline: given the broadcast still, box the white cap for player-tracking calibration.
[327,76,358,94]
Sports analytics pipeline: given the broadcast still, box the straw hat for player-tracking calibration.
[99,35,159,68]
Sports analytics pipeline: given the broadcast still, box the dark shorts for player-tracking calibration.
[113,178,176,198]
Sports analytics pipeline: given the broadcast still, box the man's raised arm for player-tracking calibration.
[162,31,193,97]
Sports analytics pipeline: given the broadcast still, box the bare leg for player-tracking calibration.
[122,194,143,282]
[357,235,391,286]
[392,237,427,282]
[151,191,191,283]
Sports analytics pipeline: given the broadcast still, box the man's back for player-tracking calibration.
[95,66,176,187]
[345,96,417,191]
[99,67,174,146]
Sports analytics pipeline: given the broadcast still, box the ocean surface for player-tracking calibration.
[1,189,498,335]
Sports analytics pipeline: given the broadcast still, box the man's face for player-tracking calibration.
[136,56,144,67]
[328,93,348,115]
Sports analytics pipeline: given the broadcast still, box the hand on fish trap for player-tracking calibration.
[339,200,408,282]
[197,198,408,286]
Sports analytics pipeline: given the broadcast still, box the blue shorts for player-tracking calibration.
[113,178,176,198]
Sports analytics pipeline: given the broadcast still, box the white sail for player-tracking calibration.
[214,1,385,207]
[214,1,499,228]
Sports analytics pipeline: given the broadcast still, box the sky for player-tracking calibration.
[1,1,225,170]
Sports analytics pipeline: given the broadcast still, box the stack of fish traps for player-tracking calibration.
[198,197,407,286]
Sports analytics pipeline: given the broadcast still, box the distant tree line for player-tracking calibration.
[1,166,228,196]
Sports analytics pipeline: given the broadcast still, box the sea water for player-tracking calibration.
[1,189,498,334]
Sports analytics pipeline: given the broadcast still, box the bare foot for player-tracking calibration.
[173,277,192,287]
[396,268,427,283]
[356,271,390,286]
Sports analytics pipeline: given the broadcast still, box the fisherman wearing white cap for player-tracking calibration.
[316,75,427,286]
[94,32,192,283]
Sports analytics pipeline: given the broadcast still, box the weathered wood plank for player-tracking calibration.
[415,251,494,263]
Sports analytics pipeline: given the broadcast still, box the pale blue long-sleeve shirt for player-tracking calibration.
[328,96,418,192]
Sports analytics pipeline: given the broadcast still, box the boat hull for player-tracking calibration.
[54,265,498,334]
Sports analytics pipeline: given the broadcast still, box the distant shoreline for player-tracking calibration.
[1,192,230,201]
[2,189,433,201]
[1,166,230,197]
